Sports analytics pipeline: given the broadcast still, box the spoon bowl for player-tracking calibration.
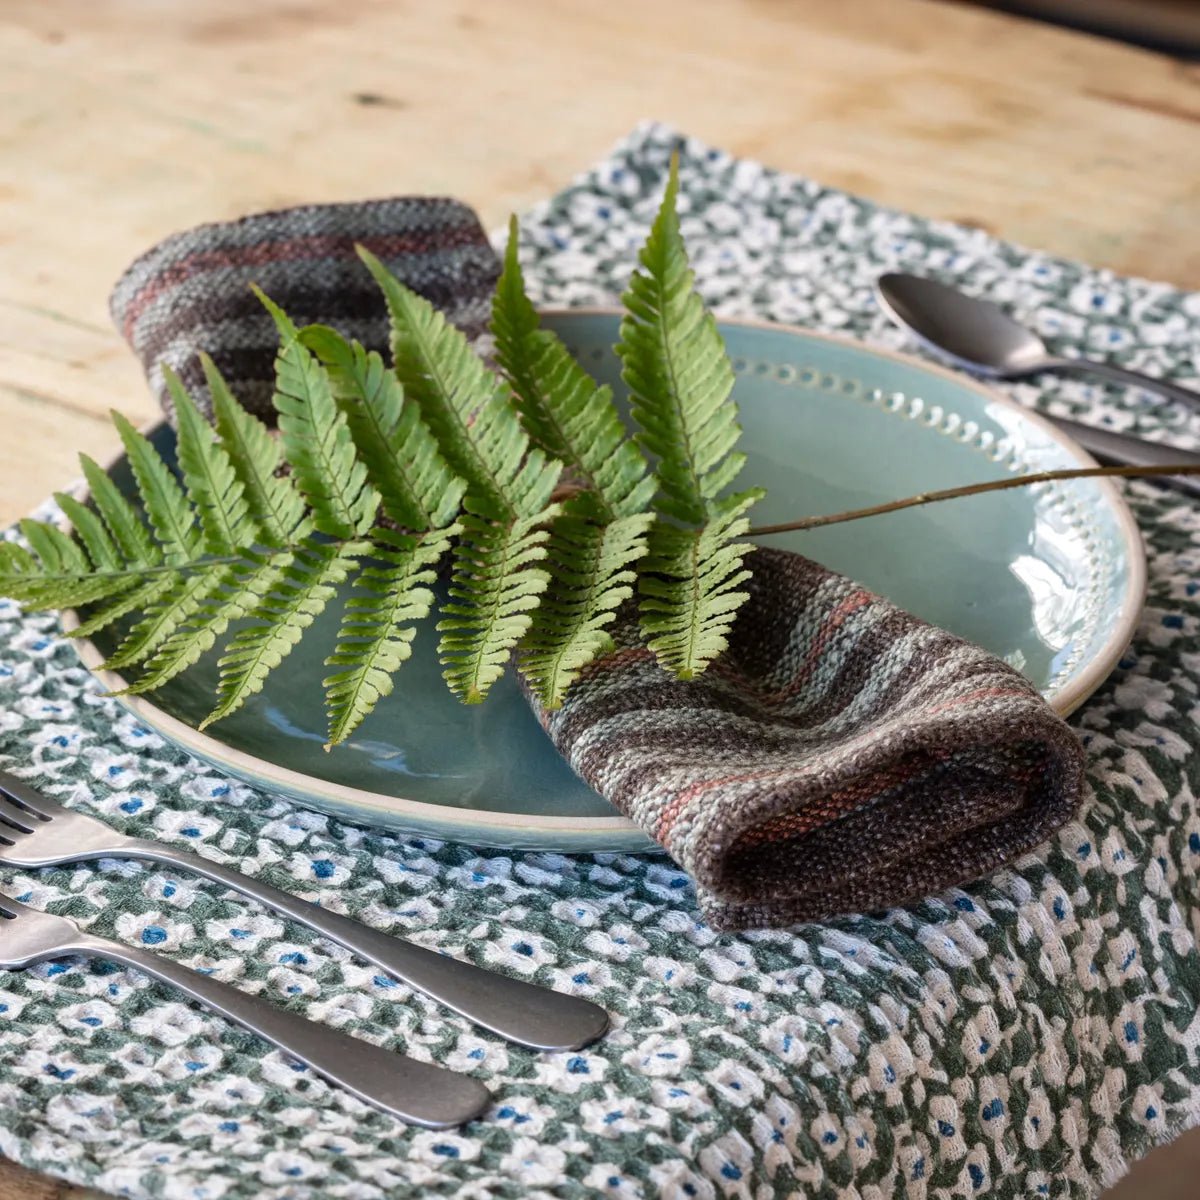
[876,273,1053,376]
[875,272,1200,412]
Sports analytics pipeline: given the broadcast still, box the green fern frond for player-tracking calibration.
[493,218,656,522]
[358,247,561,523]
[618,155,764,678]
[298,325,466,530]
[0,200,775,730]
[165,368,255,553]
[53,492,121,572]
[112,413,201,563]
[323,524,458,745]
[101,566,230,671]
[638,493,760,679]
[79,453,162,567]
[127,550,298,695]
[519,509,654,707]
[438,511,557,703]
[68,576,178,640]
[204,355,309,547]
[259,291,379,539]
[201,541,367,729]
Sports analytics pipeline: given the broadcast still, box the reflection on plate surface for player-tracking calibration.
[73,313,1144,852]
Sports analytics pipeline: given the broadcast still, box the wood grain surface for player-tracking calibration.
[1,1,1199,1196]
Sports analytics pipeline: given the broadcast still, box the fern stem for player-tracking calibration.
[679,530,703,680]
[748,463,1200,537]
[8,555,245,591]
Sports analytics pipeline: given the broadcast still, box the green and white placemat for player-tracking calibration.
[2,122,1199,1199]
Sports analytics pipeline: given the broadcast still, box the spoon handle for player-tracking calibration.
[1048,358,1200,411]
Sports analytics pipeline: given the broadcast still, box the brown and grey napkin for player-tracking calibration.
[110,198,1087,930]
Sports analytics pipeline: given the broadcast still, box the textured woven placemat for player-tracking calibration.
[1,122,1199,1199]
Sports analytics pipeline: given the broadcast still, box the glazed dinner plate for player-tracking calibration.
[68,311,1146,853]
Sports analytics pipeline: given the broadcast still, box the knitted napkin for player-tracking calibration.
[110,194,1087,929]
[109,197,500,419]
[524,550,1085,928]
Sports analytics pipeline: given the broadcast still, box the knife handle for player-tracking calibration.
[1043,414,1200,498]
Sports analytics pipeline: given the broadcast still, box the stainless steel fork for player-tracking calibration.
[0,891,489,1127]
[0,770,608,1051]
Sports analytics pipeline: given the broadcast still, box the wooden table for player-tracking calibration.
[1,1,1198,1196]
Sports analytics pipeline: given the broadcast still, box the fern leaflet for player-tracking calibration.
[53,492,120,572]
[618,156,764,678]
[127,550,298,695]
[298,325,465,531]
[439,511,557,703]
[324,525,458,745]
[519,509,654,707]
[493,218,655,522]
[638,493,758,679]
[204,355,308,547]
[358,247,561,524]
[68,577,179,640]
[101,565,231,671]
[79,453,162,567]
[202,541,367,729]
[260,291,379,539]
[112,413,201,563]
[166,368,256,553]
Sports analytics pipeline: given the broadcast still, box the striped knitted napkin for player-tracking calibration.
[110,196,1087,930]
[521,549,1085,928]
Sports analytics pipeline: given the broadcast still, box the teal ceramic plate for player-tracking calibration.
[66,312,1145,852]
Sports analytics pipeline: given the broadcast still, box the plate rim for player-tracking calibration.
[61,310,1146,846]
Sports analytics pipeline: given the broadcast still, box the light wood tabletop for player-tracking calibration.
[1,1,1198,1197]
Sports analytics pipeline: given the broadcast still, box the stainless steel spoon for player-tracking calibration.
[876,272,1200,497]
[876,273,1200,409]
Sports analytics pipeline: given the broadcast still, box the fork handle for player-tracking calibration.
[123,839,608,1052]
[73,934,489,1128]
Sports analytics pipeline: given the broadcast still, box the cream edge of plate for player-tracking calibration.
[60,311,1147,839]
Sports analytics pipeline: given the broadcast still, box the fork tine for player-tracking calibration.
[0,893,29,918]
[0,770,62,818]
[0,794,38,834]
